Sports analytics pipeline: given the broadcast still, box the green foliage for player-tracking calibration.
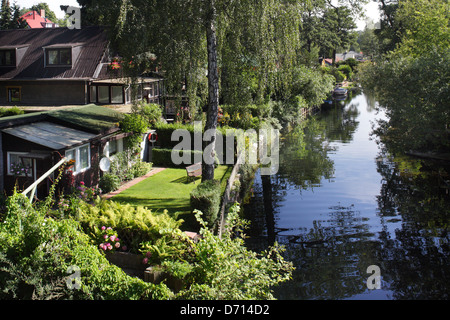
[152,148,204,168]
[394,0,449,58]
[0,192,172,300]
[360,0,450,153]
[132,101,163,126]
[153,122,195,149]
[289,66,335,106]
[76,198,184,254]
[1,189,294,300]
[120,113,148,148]
[175,204,294,300]
[361,48,450,152]
[109,149,152,182]
[98,173,121,194]
[190,180,222,228]
[0,106,25,117]
[337,64,353,80]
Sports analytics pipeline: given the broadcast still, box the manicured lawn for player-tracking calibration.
[112,165,232,231]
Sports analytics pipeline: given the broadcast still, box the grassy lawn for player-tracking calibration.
[112,165,232,231]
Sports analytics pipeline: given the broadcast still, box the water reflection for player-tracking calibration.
[243,91,450,300]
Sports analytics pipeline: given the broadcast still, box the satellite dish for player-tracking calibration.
[99,157,111,172]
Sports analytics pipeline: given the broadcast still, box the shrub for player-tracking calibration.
[190,179,222,227]
[98,173,121,194]
[131,159,153,177]
[135,102,163,125]
[0,192,172,300]
[76,198,185,254]
[0,106,24,118]
[152,148,204,168]
[120,113,148,148]
[338,64,353,80]
[175,204,294,300]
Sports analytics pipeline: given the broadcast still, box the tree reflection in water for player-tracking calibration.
[243,92,449,300]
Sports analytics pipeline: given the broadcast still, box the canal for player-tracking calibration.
[243,90,450,300]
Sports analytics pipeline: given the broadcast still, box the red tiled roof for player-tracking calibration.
[20,11,55,29]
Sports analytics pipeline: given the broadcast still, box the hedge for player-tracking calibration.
[152,148,222,169]
[190,179,222,227]
[153,122,237,151]
[152,148,204,168]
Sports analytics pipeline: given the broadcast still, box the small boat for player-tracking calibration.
[333,87,348,96]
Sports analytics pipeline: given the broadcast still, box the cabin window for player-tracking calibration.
[46,48,71,66]
[89,86,97,103]
[7,152,32,177]
[111,86,123,104]
[98,86,109,104]
[65,143,90,174]
[103,138,123,158]
[0,50,16,66]
[90,85,124,104]
[7,87,21,102]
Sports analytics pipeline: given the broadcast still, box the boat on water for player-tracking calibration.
[333,87,348,96]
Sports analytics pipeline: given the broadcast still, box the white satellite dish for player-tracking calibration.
[99,157,111,172]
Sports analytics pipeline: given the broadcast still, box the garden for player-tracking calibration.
[0,166,293,299]
[0,101,294,300]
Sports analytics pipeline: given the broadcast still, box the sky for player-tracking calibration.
[17,0,79,19]
[17,0,381,28]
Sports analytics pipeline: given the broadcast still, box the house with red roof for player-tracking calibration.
[20,10,59,29]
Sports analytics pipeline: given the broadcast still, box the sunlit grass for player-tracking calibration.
[112,165,232,231]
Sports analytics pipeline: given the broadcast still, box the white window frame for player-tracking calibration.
[65,143,91,174]
[103,138,124,158]
[7,152,34,177]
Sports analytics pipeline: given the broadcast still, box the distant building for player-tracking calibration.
[20,10,59,29]
[319,58,333,67]
[335,51,364,62]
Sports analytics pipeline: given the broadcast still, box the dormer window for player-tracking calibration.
[0,49,16,66]
[43,43,83,68]
[46,48,72,66]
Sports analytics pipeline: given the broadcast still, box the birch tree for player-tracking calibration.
[79,0,303,180]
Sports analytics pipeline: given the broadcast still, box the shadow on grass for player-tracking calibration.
[170,176,201,184]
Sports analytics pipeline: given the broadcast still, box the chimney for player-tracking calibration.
[40,9,45,18]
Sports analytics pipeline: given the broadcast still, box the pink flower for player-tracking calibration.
[142,258,148,264]
[107,244,113,250]
[103,234,108,239]
[115,242,121,248]
[122,246,127,251]
[146,251,152,258]
[80,181,85,185]
[101,226,106,231]
[110,235,116,242]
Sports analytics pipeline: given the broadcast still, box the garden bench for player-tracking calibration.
[186,162,202,183]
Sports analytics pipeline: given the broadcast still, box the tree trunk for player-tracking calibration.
[203,1,219,181]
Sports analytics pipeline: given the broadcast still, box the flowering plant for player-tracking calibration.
[97,226,125,253]
[10,162,32,177]
[74,181,101,202]
[109,57,121,70]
